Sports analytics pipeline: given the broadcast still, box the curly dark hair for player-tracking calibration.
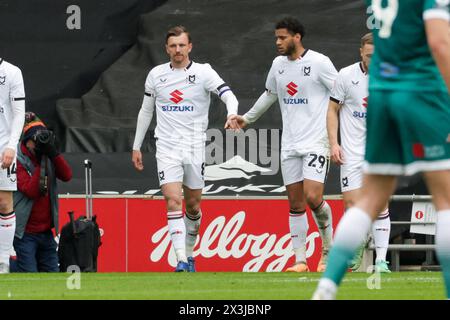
[275,17,305,39]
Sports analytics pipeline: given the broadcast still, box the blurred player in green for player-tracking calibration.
[313,0,450,299]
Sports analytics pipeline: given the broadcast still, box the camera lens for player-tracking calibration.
[35,130,51,144]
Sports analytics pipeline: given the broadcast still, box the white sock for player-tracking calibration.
[289,210,309,263]
[184,210,202,258]
[0,212,16,265]
[314,278,338,300]
[373,209,391,263]
[312,201,333,251]
[333,207,372,252]
[167,211,187,263]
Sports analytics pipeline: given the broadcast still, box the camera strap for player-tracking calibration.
[39,155,48,196]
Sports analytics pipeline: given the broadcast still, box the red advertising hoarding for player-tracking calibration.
[59,198,344,272]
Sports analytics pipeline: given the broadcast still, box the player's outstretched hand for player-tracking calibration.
[224,115,247,131]
[132,150,144,171]
[330,144,344,165]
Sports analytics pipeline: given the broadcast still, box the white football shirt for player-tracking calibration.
[330,62,368,161]
[145,61,229,146]
[0,58,25,151]
[265,49,337,151]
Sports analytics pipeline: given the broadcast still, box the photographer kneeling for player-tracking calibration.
[12,112,72,272]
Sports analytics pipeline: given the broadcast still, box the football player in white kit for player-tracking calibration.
[228,17,337,272]
[0,58,26,273]
[132,26,239,272]
[327,33,391,273]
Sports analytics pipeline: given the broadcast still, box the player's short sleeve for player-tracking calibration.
[265,60,277,94]
[423,0,449,21]
[318,56,338,92]
[144,70,156,97]
[330,71,346,104]
[10,67,25,101]
[203,63,227,94]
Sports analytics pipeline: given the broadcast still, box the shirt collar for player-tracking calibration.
[170,60,193,71]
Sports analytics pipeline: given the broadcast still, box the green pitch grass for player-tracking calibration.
[0,272,445,300]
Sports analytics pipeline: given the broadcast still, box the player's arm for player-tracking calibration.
[227,90,278,129]
[242,90,277,125]
[327,98,344,165]
[132,93,155,171]
[327,69,346,165]
[1,68,25,169]
[423,4,450,92]
[217,84,240,131]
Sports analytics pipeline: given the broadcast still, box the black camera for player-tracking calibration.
[33,129,53,145]
[32,129,59,158]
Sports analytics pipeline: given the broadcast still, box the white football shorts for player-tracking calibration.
[155,140,205,190]
[280,147,330,185]
[0,160,17,191]
[340,160,363,192]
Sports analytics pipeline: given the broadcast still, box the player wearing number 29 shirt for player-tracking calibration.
[132,26,239,272]
[0,58,26,273]
[228,17,338,273]
[313,0,450,300]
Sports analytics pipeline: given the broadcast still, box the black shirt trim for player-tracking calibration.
[217,83,228,91]
[359,62,367,75]
[170,60,193,70]
[330,97,340,104]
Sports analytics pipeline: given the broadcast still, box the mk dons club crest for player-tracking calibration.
[303,66,311,76]
[0,76,6,85]
[188,74,196,84]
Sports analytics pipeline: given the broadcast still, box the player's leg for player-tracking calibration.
[424,170,450,299]
[157,143,189,271]
[372,205,391,272]
[0,190,15,273]
[285,182,309,272]
[313,174,396,299]
[182,146,206,272]
[303,150,332,272]
[281,150,309,272]
[183,185,202,272]
[161,182,188,271]
[343,188,367,271]
[313,89,399,299]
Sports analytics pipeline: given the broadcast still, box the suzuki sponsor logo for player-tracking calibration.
[150,211,320,272]
[161,105,194,112]
[163,89,194,111]
[284,82,308,104]
[353,97,369,118]
[283,98,308,104]
[352,111,367,119]
[170,89,183,104]
[286,82,298,96]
